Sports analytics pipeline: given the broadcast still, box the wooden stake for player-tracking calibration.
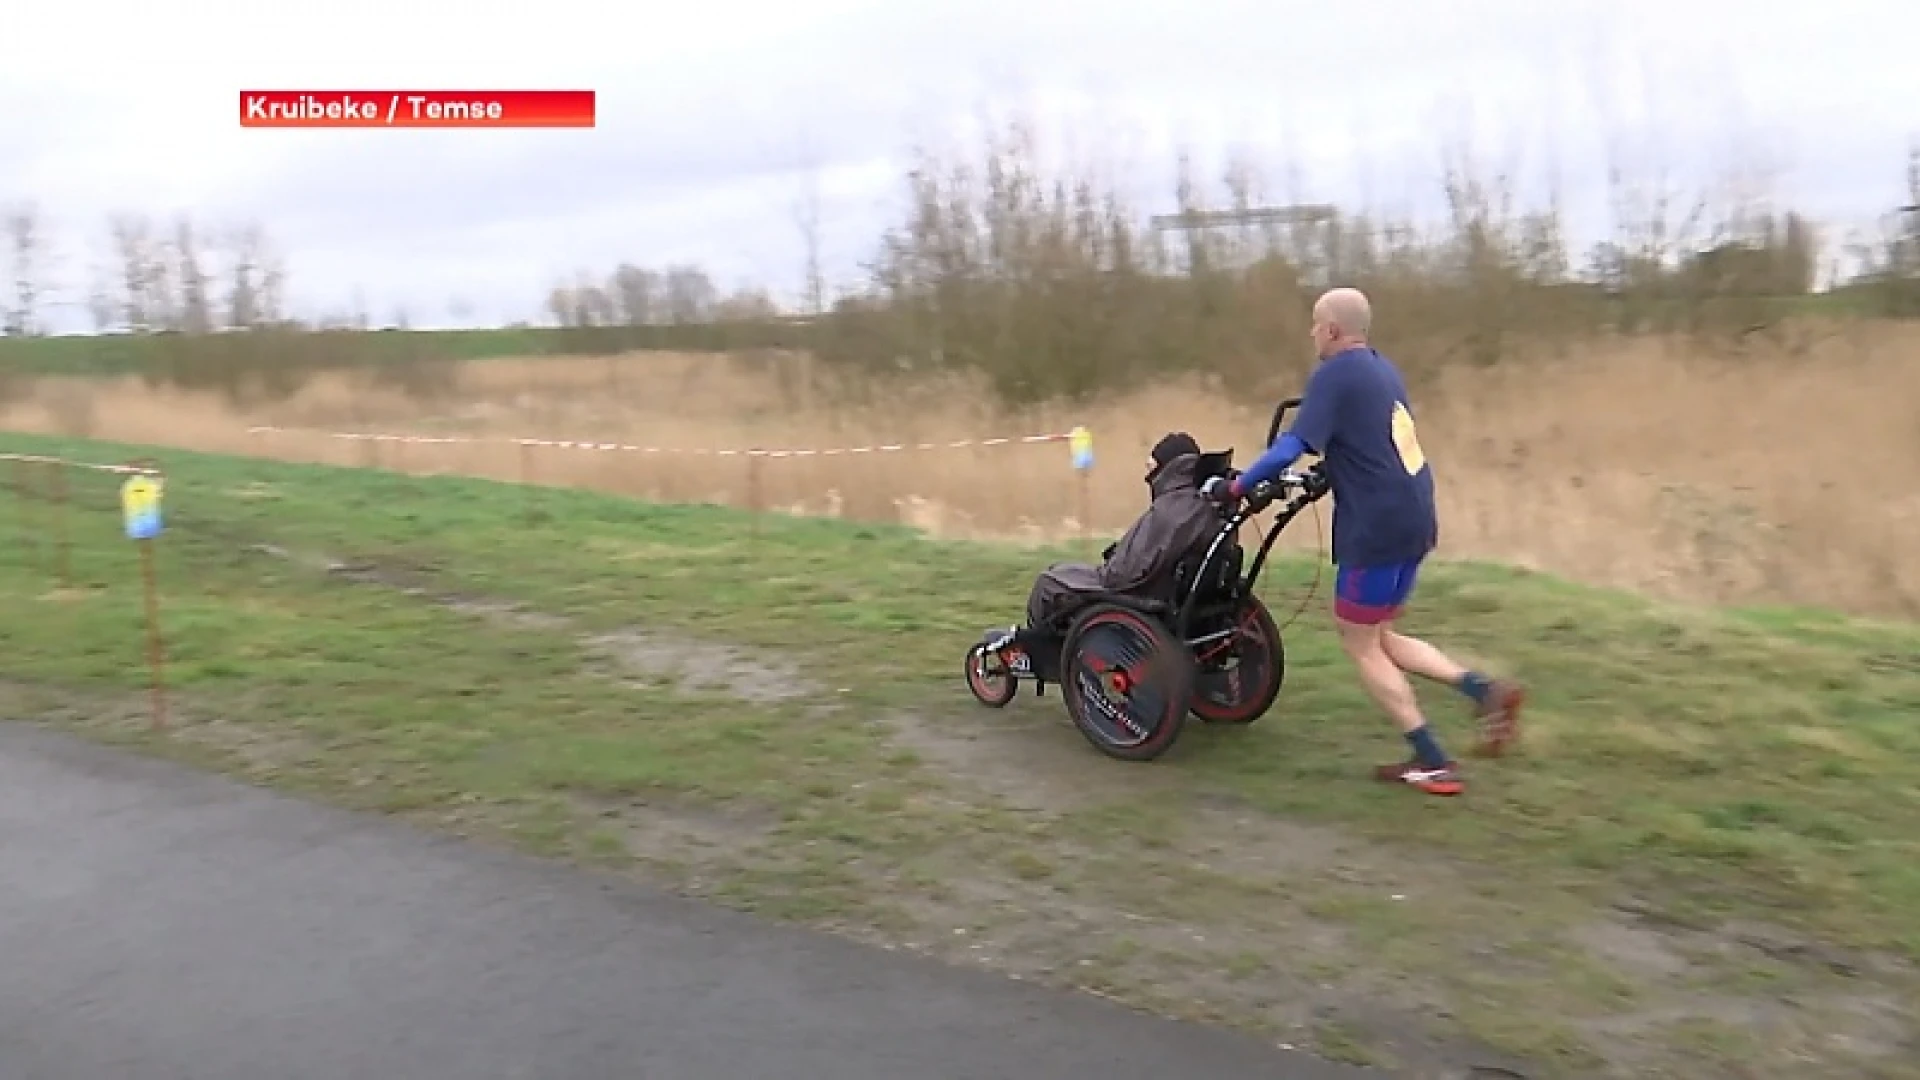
[15,459,36,572]
[1078,469,1092,559]
[518,440,535,520]
[139,536,167,730]
[747,453,764,539]
[50,459,71,588]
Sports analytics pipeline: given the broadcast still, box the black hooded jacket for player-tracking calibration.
[1090,450,1220,600]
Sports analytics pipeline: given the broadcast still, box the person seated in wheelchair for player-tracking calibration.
[985,432,1229,654]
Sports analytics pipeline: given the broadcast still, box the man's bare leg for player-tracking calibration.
[1337,621,1426,732]
[1383,628,1525,757]
[1335,617,1462,796]
[1381,629,1467,683]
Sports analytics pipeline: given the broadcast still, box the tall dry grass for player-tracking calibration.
[5,334,1917,620]
[7,114,1919,619]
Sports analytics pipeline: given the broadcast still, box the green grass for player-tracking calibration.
[2,428,1916,1079]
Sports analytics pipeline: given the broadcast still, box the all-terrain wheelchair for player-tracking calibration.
[963,397,1333,761]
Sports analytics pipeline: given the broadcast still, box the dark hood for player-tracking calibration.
[1148,452,1202,499]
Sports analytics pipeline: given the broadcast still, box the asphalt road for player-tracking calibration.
[0,724,1375,1080]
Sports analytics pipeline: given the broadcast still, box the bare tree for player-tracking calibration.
[108,212,157,331]
[4,203,42,336]
[790,138,827,314]
[258,240,288,326]
[86,264,117,333]
[570,270,616,326]
[608,263,659,325]
[145,228,180,331]
[545,283,573,327]
[174,215,213,333]
[225,223,276,329]
[662,264,717,324]
[714,284,780,321]
[1897,142,1920,277]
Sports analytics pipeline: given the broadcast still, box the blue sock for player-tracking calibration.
[1404,724,1449,769]
[1456,671,1492,705]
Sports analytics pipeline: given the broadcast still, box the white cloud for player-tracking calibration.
[4,0,1915,330]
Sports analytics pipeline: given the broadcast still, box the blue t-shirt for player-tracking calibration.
[1288,347,1438,568]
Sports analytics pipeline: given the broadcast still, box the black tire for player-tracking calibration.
[1189,594,1286,724]
[965,644,1019,708]
[1060,604,1194,762]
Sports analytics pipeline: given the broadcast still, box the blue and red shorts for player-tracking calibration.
[1333,558,1423,625]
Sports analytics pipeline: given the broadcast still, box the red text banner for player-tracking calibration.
[239,90,595,128]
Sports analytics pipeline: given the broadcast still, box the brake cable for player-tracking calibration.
[1276,498,1326,633]
[1240,491,1327,636]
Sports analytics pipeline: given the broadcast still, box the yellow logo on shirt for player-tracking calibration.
[1391,402,1426,475]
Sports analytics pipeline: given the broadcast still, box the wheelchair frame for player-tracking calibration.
[964,397,1333,761]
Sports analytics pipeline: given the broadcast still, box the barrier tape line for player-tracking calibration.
[245,425,1075,459]
[0,453,162,476]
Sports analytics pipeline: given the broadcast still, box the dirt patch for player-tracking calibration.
[170,713,322,775]
[246,542,337,573]
[0,680,328,787]
[870,707,1188,813]
[1612,897,1913,981]
[581,628,819,703]
[1570,917,1696,982]
[566,792,780,868]
[249,543,817,702]
[810,801,1544,1075]
[804,768,1919,1076]
[1552,905,1920,1070]
[250,544,564,630]
[1183,796,1403,882]
[437,596,571,632]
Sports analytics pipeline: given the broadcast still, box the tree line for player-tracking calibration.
[801,130,1919,400]
[3,128,1917,405]
[3,207,293,338]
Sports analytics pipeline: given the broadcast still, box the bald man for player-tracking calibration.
[1224,288,1524,797]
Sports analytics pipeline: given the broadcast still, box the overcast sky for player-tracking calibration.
[4,0,1915,332]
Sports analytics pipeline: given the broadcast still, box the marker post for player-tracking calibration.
[50,459,71,588]
[1069,426,1094,558]
[120,470,168,730]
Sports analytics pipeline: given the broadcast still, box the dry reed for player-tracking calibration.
[5,334,1917,619]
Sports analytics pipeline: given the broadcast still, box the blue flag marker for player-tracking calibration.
[121,475,164,541]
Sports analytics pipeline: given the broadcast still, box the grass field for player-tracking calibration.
[2,429,1915,1079]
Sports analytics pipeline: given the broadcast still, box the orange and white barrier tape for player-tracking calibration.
[0,453,162,476]
[244,425,1076,459]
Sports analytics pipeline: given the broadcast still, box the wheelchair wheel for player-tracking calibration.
[1189,595,1286,724]
[1059,603,1194,762]
[964,643,1018,708]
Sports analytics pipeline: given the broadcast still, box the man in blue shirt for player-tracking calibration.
[1224,288,1524,797]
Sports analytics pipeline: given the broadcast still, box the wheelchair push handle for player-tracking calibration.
[1202,396,1316,517]
[1265,397,1303,448]
[1242,463,1330,516]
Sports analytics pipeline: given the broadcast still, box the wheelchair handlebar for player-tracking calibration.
[1265,397,1303,448]
[1230,464,1328,522]
[1169,394,1327,640]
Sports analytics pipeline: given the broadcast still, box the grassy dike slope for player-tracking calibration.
[1,430,1915,1079]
